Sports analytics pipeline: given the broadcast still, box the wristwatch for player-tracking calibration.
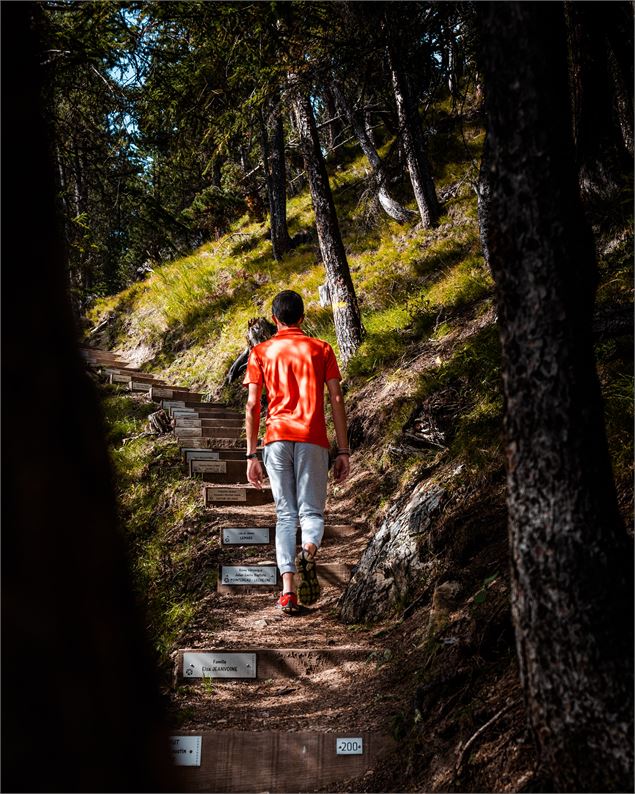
[245,453,258,460]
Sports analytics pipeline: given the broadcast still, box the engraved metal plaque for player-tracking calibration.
[171,735,202,766]
[111,373,131,383]
[152,387,173,398]
[176,427,202,437]
[163,400,185,410]
[222,527,271,545]
[208,487,247,502]
[192,460,227,473]
[183,651,256,679]
[130,382,151,391]
[171,409,198,417]
[336,737,364,755]
[221,565,277,585]
[175,418,203,427]
[185,450,220,462]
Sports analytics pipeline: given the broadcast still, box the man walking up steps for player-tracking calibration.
[243,290,351,614]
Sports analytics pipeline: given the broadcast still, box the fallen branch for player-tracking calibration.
[455,699,519,778]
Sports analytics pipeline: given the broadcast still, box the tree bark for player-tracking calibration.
[386,37,440,227]
[2,5,174,792]
[331,81,412,224]
[566,1,633,201]
[479,4,633,791]
[260,97,291,260]
[289,77,364,363]
[604,1,634,156]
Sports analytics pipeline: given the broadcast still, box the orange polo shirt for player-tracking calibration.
[243,326,341,449]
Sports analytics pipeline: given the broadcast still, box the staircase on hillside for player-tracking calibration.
[82,346,394,793]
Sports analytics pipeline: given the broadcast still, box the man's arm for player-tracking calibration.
[245,381,264,489]
[326,378,350,483]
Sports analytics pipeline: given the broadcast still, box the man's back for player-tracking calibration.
[246,326,341,448]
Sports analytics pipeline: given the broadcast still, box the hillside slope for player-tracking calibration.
[88,104,633,791]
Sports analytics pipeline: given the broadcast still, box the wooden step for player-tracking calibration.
[177,645,370,681]
[204,484,273,507]
[181,448,261,464]
[176,426,243,439]
[175,417,243,428]
[219,523,362,546]
[172,408,241,420]
[216,562,351,594]
[151,387,201,401]
[179,437,246,450]
[190,458,261,483]
[163,400,226,412]
[169,730,394,792]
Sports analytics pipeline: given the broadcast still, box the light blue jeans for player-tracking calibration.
[263,441,329,575]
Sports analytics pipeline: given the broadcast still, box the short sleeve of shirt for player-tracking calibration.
[243,348,263,387]
[324,344,342,382]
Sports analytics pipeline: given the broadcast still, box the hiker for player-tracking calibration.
[243,289,351,614]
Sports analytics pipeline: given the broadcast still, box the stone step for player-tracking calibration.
[175,417,243,428]
[177,645,369,682]
[151,387,201,402]
[216,562,351,594]
[204,484,273,507]
[219,523,362,546]
[169,730,394,792]
[176,426,243,439]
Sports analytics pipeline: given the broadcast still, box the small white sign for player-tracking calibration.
[192,460,227,473]
[222,527,271,545]
[170,735,202,766]
[221,565,277,586]
[208,487,247,502]
[336,737,364,755]
[183,652,256,679]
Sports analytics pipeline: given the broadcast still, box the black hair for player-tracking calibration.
[271,290,304,325]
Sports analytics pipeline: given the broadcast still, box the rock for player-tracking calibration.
[427,580,461,636]
[339,483,446,624]
[253,619,268,629]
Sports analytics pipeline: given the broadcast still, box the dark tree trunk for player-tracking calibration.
[322,86,343,155]
[480,4,633,791]
[290,77,364,363]
[260,97,291,260]
[2,6,174,792]
[386,37,440,227]
[604,1,634,156]
[566,1,633,201]
[331,82,412,224]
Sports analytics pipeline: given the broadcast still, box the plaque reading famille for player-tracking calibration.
[182,651,256,679]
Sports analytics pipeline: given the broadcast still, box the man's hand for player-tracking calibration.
[332,453,350,483]
[247,458,264,489]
